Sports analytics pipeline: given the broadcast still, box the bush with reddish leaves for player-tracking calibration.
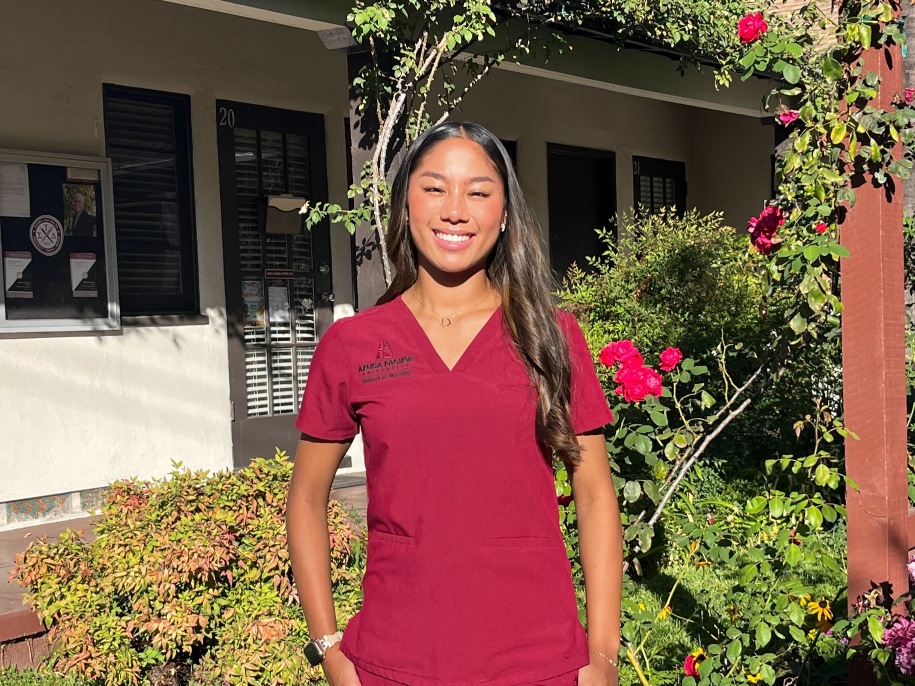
[13,451,364,686]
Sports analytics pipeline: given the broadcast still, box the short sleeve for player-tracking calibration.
[558,310,614,434]
[295,322,359,441]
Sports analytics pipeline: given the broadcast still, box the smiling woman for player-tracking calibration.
[286,122,624,686]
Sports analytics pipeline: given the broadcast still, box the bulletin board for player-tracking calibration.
[0,149,119,333]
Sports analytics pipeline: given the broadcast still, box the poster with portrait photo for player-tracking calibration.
[62,184,98,238]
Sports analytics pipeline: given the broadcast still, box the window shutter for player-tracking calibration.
[103,86,199,316]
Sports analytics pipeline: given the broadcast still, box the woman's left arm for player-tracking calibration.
[573,430,623,686]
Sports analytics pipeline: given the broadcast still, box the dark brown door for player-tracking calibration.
[547,144,616,281]
[216,101,333,468]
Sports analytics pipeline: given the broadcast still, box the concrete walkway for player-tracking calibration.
[0,476,367,649]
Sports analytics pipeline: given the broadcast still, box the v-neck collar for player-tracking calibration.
[397,294,503,373]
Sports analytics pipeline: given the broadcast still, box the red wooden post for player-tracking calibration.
[842,25,909,682]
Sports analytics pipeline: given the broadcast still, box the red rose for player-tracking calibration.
[598,345,617,367]
[748,205,784,254]
[738,12,768,43]
[557,494,573,507]
[614,365,663,402]
[684,654,699,677]
[659,347,683,372]
[815,222,828,234]
[778,109,799,126]
[905,87,915,104]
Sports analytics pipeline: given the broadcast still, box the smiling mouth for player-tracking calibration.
[433,230,472,243]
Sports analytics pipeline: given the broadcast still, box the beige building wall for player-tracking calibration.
[462,66,773,235]
[0,0,774,516]
[0,0,354,508]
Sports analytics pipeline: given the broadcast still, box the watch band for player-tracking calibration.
[320,631,344,650]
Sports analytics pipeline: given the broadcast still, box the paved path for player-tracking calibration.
[0,476,367,644]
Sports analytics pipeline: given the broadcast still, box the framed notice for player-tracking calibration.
[0,149,119,333]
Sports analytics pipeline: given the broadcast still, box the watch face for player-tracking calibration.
[304,640,325,666]
[30,215,64,256]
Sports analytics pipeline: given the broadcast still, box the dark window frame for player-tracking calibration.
[103,83,200,318]
[632,156,687,215]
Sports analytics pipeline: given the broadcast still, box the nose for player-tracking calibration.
[440,191,468,224]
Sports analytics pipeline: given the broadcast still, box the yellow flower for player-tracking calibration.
[638,602,646,611]
[696,559,713,567]
[726,603,741,622]
[689,540,700,553]
[692,647,708,661]
[657,605,672,620]
[807,628,818,639]
[807,597,833,623]
[747,674,763,684]
[797,593,811,606]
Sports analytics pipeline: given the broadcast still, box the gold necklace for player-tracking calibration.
[409,287,494,327]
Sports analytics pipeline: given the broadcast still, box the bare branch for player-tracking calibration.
[646,396,753,529]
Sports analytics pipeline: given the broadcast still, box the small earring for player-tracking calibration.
[500,222,506,233]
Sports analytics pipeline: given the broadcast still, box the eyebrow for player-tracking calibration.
[418,171,498,184]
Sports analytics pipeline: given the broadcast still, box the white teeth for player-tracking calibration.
[435,231,471,243]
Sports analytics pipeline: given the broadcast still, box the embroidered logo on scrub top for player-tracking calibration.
[376,341,393,360]
[359,344,414,384]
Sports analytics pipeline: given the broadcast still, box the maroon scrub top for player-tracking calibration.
[296,295,613,686]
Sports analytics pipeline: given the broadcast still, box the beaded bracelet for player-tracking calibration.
[590,650,619,670]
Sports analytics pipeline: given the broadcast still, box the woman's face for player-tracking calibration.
[406,137,505,279]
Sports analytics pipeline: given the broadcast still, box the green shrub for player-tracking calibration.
[13,452,365,686]
[0,668,93,686]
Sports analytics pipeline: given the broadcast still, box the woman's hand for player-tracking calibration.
[578,654,619,686]
[321,649,362,686]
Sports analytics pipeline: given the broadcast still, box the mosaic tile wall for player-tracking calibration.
[3,487,108,528]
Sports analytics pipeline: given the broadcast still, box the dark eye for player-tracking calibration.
[424,186,444,193]
[470,191,490,198]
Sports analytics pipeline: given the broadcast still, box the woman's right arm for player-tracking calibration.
[286,435,362,686]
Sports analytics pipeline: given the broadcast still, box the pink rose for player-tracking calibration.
[684,654,700,677]
[905,88,915,105]
[738,12,768,43]
[659,347,683,372]
[778,109,799,126]
[748,205,785,254]
[815,222,828,234]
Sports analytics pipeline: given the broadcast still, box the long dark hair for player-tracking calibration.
[377,122,582,467]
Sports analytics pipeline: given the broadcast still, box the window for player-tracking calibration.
[633,156,686,215]
[103,85,199,316]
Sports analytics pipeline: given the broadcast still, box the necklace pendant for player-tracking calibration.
[441,317,452,327]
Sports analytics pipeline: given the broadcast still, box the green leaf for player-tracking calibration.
[789,313,807,334]
[623,480,642,503]
[643,480,660,504]
[788,600,806,626]
[783,63,802,85]
[814,463,831,486]
[747,496,767,515]
[785,543,802,566]
[726,639,742,664]
[823,56,843,80]
[789,624,807,643]
[700,391,715,408]
[831,122,848,145]
[806,506,824,529]
[741,563,759,584]
[756,622,772,649]
[673,433,689,449]
[770,497,785,519]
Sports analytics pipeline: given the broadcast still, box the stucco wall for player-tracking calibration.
[461,66,774,235]
[0,0,353,502]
